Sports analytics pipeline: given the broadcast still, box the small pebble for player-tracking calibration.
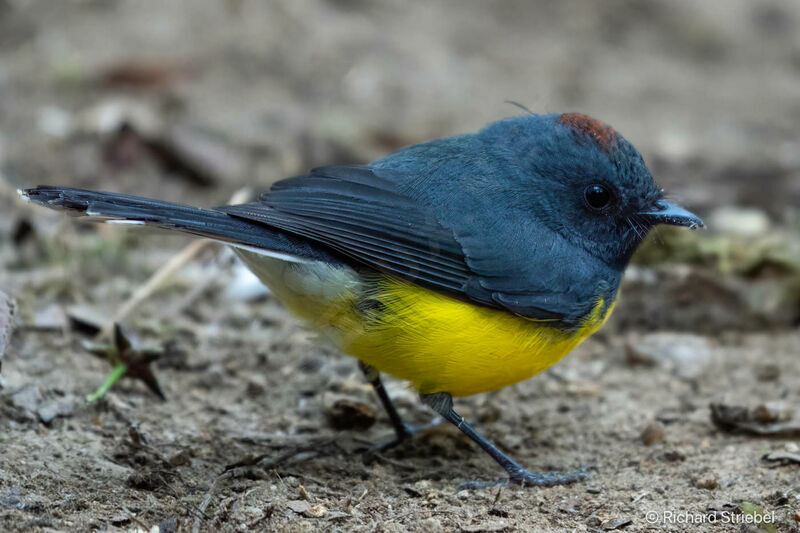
[626,333,713,379]
[663,450,686,462]
[323,393,377,430]
[641,421,665,446]
[695,475,718,490]
[601,516,632,530]
[287,499,311,514]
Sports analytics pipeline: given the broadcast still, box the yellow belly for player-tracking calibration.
[344,277,614,396]
[236,251,614,397]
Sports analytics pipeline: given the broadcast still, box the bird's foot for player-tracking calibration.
[458,467,592,490]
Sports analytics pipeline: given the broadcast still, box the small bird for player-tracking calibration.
[20,112,702,487]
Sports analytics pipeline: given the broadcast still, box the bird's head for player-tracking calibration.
[480,112,703,268]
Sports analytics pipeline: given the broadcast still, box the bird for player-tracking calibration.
[20,111,703,487]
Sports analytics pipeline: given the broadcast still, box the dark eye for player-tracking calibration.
[584,184,613,211]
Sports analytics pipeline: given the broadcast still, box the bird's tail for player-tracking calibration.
[19,186,335,263]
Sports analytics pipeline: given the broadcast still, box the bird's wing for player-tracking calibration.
[218,165,585,322]
[219,166,473,294]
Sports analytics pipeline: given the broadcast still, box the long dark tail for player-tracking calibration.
[20,186,337,263]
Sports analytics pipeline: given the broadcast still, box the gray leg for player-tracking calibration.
[359,362,415,447]
[422,392,590,488]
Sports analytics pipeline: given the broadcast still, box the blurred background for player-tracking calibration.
[1,1,800,531]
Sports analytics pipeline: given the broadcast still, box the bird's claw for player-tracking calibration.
[458,467,592,490]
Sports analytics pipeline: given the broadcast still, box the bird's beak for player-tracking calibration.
[638,200,704,229]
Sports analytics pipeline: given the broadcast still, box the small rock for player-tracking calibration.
[31,304,66,330]
[640,421,665,446]
[287,499,311,514]
[655,408,681,424]
[626,333,713,379]
[695,475,718,490]
[586,516,602,527]
[663,450,686,462]
[601,517,632,530]
[36,396,76,424]
[488,507,509,518]
[323,393,377,430]
[65,305,108,335]
[10,385,42,419]
[287,499,327,518]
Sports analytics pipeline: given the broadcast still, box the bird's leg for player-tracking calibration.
[358,362,416,450]
[421,392,590,488]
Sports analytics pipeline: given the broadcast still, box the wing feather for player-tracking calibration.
[218,166,473,295]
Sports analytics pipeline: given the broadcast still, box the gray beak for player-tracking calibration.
[638,200,704,229]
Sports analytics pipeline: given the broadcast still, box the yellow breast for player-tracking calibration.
[343,277,615,397]
[235,250,614,398]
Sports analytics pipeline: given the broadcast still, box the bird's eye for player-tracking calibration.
[584,184,613,212]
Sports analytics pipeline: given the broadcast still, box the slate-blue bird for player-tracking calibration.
[21,112,703,486]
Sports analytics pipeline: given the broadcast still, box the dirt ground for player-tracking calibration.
[2,1,800,531]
